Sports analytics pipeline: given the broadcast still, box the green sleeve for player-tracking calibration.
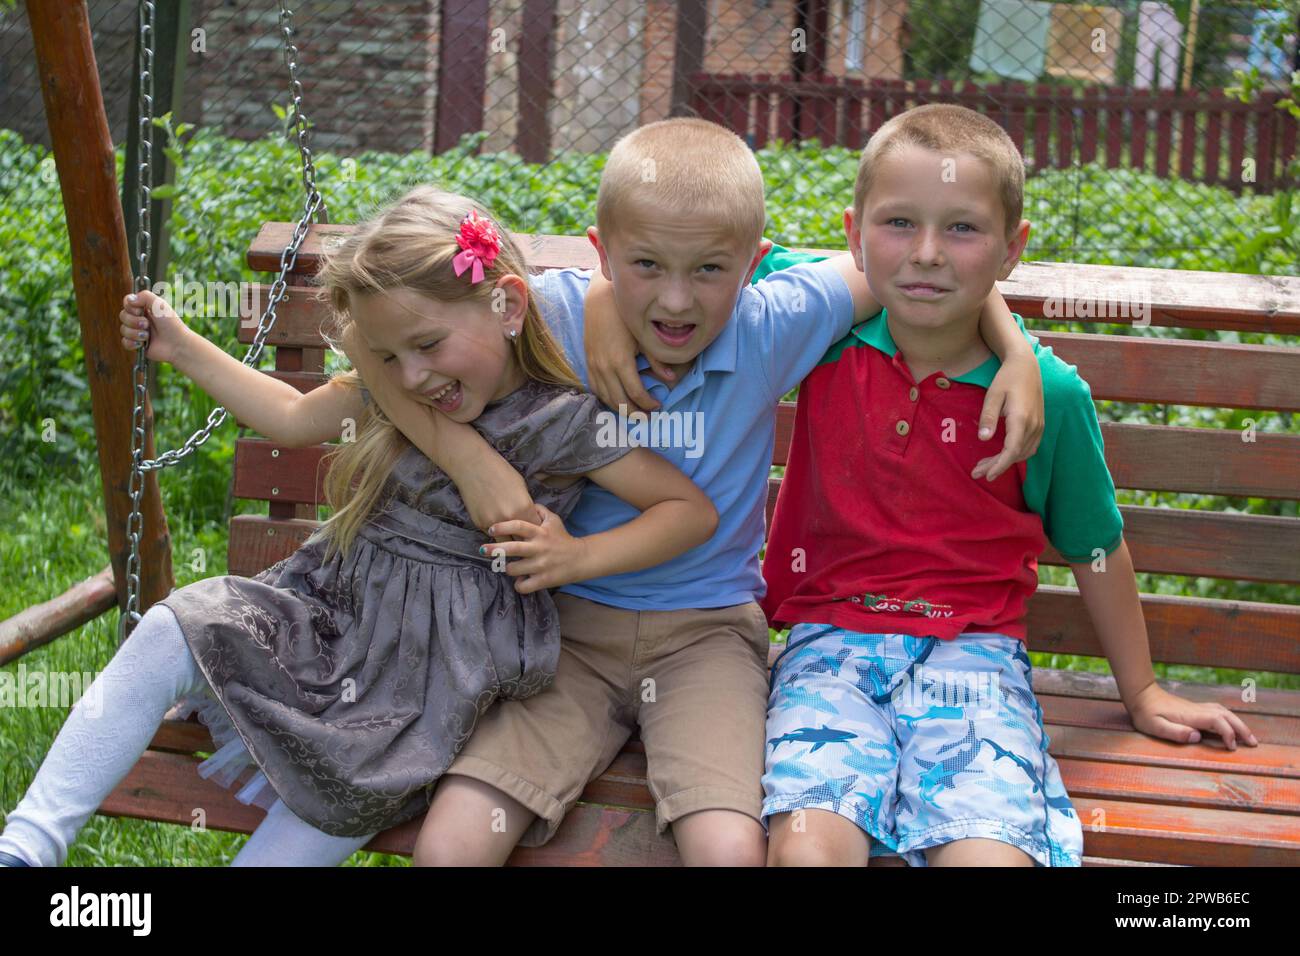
[750,242,829,283]
[1021,353,1125,562]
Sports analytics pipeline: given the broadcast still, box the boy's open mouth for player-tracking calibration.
[651,320,696,347]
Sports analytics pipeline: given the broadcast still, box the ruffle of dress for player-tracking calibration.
[166,691,279,813]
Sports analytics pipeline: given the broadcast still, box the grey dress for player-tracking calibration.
[159,379,631,837]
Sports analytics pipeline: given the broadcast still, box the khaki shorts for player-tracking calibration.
[442,592,772,847]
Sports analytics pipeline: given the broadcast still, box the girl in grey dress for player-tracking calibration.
[0,188,717,866]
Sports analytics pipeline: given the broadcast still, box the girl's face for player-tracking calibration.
[353,280,527,423]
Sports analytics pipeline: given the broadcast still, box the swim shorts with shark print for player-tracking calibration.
[761,623,1084,866]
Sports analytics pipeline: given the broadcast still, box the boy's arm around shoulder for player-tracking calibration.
[337,324,538,538]
[481,447,719,595]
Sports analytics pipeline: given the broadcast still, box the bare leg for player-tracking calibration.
[672,808,767,866]
[766,808,871,867]
[926,837,1035,867]
[412,776,536,866]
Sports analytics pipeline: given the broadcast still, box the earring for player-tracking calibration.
[507,329,519,339]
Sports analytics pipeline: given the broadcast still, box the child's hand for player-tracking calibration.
[119,290,190,364]
[480,503,590,594]
[973,350,1044,481]
[1127,683,1259,751]
[584,278,673,412]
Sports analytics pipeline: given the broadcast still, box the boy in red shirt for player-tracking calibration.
[760,104,1258,866]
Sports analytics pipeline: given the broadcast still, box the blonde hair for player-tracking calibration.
[853,104,1025,239]
[313,185,582,560]
[597,117,767,251]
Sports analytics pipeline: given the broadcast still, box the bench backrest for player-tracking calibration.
[233,223,1300,677]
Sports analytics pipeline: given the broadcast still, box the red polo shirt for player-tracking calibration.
[761,311,1123,641]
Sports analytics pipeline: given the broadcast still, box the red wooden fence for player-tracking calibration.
[692,74,1299,194]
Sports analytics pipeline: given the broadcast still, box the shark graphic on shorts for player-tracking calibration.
[897,705,965,727]
[982,738,1043,793]
[768,725,858,752]
[789,774,857,813]
[914,721,983,805]
[776,685,841,716]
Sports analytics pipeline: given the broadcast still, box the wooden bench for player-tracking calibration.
[98,223,1300,866]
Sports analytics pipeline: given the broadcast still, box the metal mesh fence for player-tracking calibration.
[2,0,1298,269]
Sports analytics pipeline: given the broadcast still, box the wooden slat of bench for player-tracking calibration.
[1058,757,1300,815]
[233,441,329,509]
[1097,423,1300,500]
[1071,797,1300,865]
[98,750,682,865]
[246,225,1300,336]
[1033,667,1300,718]
[227,515,321,574]
[1036,332,1300,412]
[1028,586,1300,675]
[237,285,331,346]
[1043,507,1300,584]
[1045,724,1300,778]
[1039,694,1300,747]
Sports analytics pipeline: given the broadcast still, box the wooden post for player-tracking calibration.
[27,1,174,623]
[670,0,707,117]
[516,0,556,163]
[434,0,489,153]
[123,0,192,291]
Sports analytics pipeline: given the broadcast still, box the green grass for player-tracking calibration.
[0,471,408,866]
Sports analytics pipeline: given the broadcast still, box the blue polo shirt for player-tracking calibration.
[529,261,855,610]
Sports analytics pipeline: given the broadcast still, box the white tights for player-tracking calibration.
[0,604,377,867]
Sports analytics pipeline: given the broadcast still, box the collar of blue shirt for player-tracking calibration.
[632,301,742,407]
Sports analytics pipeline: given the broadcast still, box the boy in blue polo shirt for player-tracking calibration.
[759,103,1259,866]
[353,118,1046,866]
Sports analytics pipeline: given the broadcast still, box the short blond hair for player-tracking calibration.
[853,104,1025,239]
[597,117,766,250]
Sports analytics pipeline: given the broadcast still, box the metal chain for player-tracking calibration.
[121,1,326,638]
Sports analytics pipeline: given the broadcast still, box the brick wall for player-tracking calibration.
[184,0,436,153]
[1,0,866,162]
[0,0,136,149]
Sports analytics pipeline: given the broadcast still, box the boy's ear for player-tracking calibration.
[586,226,614,281]
[998,219,1031,281]
[743,237,774,284]
[843,206,865,274]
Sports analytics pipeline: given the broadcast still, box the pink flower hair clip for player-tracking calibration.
[452,209,502,284]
